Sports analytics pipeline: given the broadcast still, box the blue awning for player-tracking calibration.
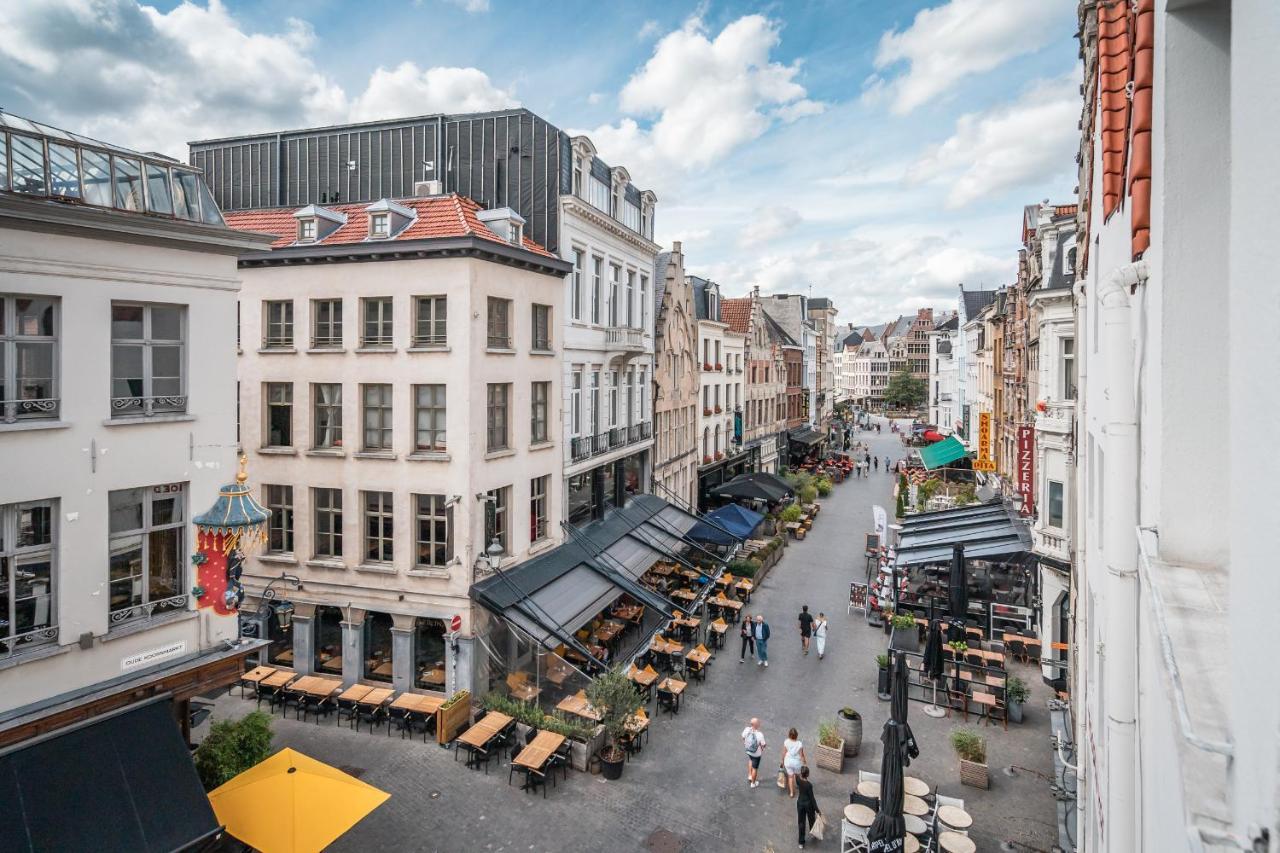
[688,504,765,545]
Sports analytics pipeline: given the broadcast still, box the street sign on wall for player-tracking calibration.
[974,411,996,471]
[1017,425,1035,515]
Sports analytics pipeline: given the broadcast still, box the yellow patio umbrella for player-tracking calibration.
[208,748,389,853]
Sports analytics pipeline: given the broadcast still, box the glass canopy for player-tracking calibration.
[0,112,223,226]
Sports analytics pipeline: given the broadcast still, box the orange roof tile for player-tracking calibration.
[721,297,752,334]
[222,193,556,259]
[1095,0,1152,261]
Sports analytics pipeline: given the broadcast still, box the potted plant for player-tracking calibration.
[836,707,863,757]
[585,666,645,781]
[814,721,845,772]
[950,728,989,789]
[1006,676,1029,724]
[881,608,895,636]
[947,640,969,659]
[876,653,892,700]
[890,613,920,653]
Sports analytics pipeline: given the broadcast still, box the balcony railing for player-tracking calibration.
[605,327,644,351]
[110,395,188,418]
[1034,527,1069,559]
[0,625,58,658]
[109,593,189,625]
[2,397,59,424]
[572,421,652,463]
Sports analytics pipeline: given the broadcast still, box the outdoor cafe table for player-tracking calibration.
[903,794,929,816]
[656,677,687,714]
[291,676,343,698]
[903,775,929,797]
[356,687,394,707]
[613,604,644,623]
[734,579,754,600]
[628,665,660,699]
[457,711,514,750]
[938,832,977,853]
[545,663,574,687]
[844,804,875,827]
[685,646,711,666]
[513,730,566,784]
[708,618,729,648]
[856,780,880,798]
[937,805,974,830]
[260,669,297,690]
[594,621,624,644]
[556,691,602,722]
[650,563,675,576]
[391,693,445,715]
[240,665,276,697]
[901,836,920,853]
[337,683,375,703]
[650,636,684,656]
[670,588,697,603]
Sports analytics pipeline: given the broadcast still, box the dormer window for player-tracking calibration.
[293,204,346,243]
[370,213,389,239]
[511,221,523,245]
[477,207,526,248]
[298,218,317,242]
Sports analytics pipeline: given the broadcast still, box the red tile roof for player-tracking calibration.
[222,194,556,258]
[721,297,752,334]
[1097,0,1152,260]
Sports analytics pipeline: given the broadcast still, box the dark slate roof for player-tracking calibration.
[838,329,864,349]
[653,251,671,318]
[934,315,959,332]
[763,311,797,346]
[961,289,998,320]
[808,297,832,311]
[690,275,709,320]
[1045,234,1076,291]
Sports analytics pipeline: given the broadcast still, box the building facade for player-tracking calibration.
[691,277,748,503]
[0,115,270,744]
[225,190,571,698]
[651,244,699,508]
[926,315,959,432]
[806,297,838,426]
[725,289,787,474]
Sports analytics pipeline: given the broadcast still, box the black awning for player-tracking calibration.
[0,699,219,853]
[708,471,794,503]
[894,501,1033,568]
[788,426,825,446]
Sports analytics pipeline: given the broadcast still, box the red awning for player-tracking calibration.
[923,430,946,442]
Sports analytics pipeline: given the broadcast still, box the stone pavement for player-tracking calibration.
[203,417,1059,852]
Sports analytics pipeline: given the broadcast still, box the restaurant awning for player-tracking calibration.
[688,503,765,545]
[707,471,794,503]
[894,501,1032,567]
[470,495,711,655]
[918,435,969,470]
[788,426,825,446]
[0,699,220,852]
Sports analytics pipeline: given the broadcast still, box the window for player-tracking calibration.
[571,371,582,436]
[361,297,393,347]
[81,149,112,207]
[107,484,186,622]
[608,370,618,426]
[484,486,510,554]
[412,384,447,452]
[532,304,552,351]
[1061,338,1076,400]
[572,157,583,197]
[369,213,389,239]
[10,135,47,195]
[609,264,621,326]
[0,500,56,653]
[264,300,293,348]
[487,297,511,349]
[113,156,144,211]
[531,381,549,443]
[530,475,549,542]
[264,383,293,447]
[361,384,393,451]
[571,250,584,321]
[640,275,649,329]
[0,294,58,423]
[589,370,600,434]
[414,494,453,568]
[264,485,293,554]
[363,491,394,564]
[48,144,80,200]
[298,218,317,242]
[591,257,603,324]
[311,299,343,348]
[312,487,343,559]
[486,383,510,451]
[413,296,447,348]
[312,383,343,449]
[1048,481,1065,528]
[110,303,185,417]
[625,271,635,327]
[144,164,173,215]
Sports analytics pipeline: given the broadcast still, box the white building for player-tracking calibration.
[561,137,658,528]
[225,189,570,697]
[651,244,699,508]
[0,115,270,741]
[1071,2,1278,850]
[956,287,998,443]
[851,332,889,410]
[690,276,746,502]
[962,309,993,452]
[926,315,960,432]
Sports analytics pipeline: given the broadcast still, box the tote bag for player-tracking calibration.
[809,812,827,841]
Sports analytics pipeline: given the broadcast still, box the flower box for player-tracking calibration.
[960,758,989,789]
[814,738,845,773]
[715,363,723,371]
[714,406,723,413]
[703,363,713,371]
[703,455,712,464]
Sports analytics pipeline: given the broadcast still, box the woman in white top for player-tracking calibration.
[813,612,829,660]
[782,727,807,798]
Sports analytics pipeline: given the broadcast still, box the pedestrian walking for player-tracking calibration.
[813,612,828,660]
[797,605,814,655]
[739,612,755,663]
[781,727,807,798]
[741,718,767,788]
[754,614,771,666]
[796,766,822,848]
[884,455,891,473]
[873,455,879,472]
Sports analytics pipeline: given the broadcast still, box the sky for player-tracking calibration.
[0,0,1081,324]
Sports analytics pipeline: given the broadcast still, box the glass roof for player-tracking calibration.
[0,111,224,226]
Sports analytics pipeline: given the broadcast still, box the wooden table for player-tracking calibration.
[903,813,928,835]
[613,604,643,623]
[419,667,446,687]
[656,677,687,714]
[856,780,880,797]
[902,794,929,816]
[685,646,711,666]
[545,665,574,687]
[649,563,674,576]
[594,621,624,644]
[457,711,514,748]
[391,693,445,714]
[338,683,375,703]
[513,730,565,776]
[938,831,976,853]
[509,681,541,702]
[356,687,394,707]
[556,691,602,722]
[260,669,297,689]
[292,676,343,697]
[650,636,684,656]
[844,803,875,827]
[242,665,276,685]
[670,588,697,603]
[903,775,929,797]
[937,805,973,830]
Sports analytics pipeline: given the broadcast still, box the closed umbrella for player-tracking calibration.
[867,720,906,853]
[948,543,968,621]
[922,619,947,717]
[891,652,920,766]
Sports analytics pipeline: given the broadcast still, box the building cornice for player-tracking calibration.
[237,235,573,277]
[562,195,660,255]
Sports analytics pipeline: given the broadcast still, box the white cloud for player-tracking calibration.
[445,0,490,13]
[908,76,1079,208]
[637,19,661,40]
[587,91,605,105]
[350,63,516,122]
[0,1,516,159]
[739,205,802,247]
[865,0,1071,115]
[575,14,823,188]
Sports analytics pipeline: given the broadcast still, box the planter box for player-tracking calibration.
[571,725,606,772]
[960,758,989,789]
[814,740,845,773]
[890,626,920,654]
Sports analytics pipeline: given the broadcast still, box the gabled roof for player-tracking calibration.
[721,296,752,334]
[653,251,672,317]
[934,315,960,332]
[763,311,796,346]
[961,289,998,320]
[222,193,556,258]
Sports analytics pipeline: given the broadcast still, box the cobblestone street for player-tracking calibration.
[205,419,1059,852]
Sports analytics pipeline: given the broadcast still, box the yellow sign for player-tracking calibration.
[976,411,995,471]
[974,460,997,472]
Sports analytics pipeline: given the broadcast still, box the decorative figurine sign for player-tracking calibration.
[192,456,271,616]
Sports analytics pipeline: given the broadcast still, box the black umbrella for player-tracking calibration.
[867,720,906,853]
[948,542,968,621]
[922,619,948,716]
[890,653,920,767]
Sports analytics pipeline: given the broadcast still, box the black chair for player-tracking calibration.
[657,687,678,716]
[336,697,360,729]
[301,694,333,724]
[355,703,385,733]
[687,658,706,683]
[388,708,415,739]
[548,740,572,781]
[1007,637,1027,664]
[280,689,304,719]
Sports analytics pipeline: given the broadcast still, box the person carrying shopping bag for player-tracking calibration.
[797,766,823,848]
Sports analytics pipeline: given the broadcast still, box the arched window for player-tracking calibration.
[714,424,721,454]
[702,426,710,458]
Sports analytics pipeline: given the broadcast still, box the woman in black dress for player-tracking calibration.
[796,765,821,848]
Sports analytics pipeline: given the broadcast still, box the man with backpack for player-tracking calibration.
[741,717,768,787]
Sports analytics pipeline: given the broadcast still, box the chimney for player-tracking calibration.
[673,240,682,258]
[414,180,444,197]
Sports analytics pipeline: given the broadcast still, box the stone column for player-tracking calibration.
[390,613,417,693]
[340,607,366,687]
[290,602,316,676]
[450,636,475,697]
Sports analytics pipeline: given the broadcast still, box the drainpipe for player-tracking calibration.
[1098,259,1148,853]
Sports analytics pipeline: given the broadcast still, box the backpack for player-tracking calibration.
[745,730,759,754]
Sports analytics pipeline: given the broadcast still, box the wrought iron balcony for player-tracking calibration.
[110,395,188,417]
[109,593,189,625]
[572,421,653,463]
[2,397,59,424]
[0,624,58,658]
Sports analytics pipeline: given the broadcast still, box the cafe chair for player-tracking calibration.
[657,686,678,716]
[355,703,385,734]
[280,689,304,720]
[301,694,333,724]
[840,819,870,853]
[336,696,361,729]
[687,658,706,683]
[388,707,417,739]
[548,740,572,781]
[1006,636,1027,664]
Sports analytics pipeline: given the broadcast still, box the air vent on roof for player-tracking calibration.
[414,180,444,197]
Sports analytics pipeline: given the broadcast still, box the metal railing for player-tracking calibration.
[571,421,652,462]
[109,593,189,625]
[0,625,58,658]
[2,397,59,423]
[110,395,187,417]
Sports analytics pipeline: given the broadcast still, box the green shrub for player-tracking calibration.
[815,477,833,497]
[954,483,977,506]
[728,558,762,579]
[585,667,646,762]
[193,710,273,791]
[950,728,986,763]
[876,653,890,669]
[481,690,595,741]
[1006,676,1029,704]
[891,613,916,630]
[799,485,818,505]
[817,720,842,749]
[780,504,803,523]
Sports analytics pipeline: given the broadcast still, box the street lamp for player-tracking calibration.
[256,572,300,625]
[485,537,504,573]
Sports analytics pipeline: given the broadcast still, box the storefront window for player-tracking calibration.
[314,605,343,675]
[567,472,594,526]
[622,454,642,500]
[601,463,617,512]
[364,611,394,683]
[266,605,294,666]
[415,617,447,690]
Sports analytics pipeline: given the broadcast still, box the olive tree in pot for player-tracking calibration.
[836,707,863,756]
[950,728,989,789]
[1006,676,1029,724]
[585,666,645,781]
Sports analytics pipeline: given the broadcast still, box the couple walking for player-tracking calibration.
[741,719,824,848]
[798,605,828,659]
[739,613,771,666]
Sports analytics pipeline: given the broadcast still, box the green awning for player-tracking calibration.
[919,435,969,470]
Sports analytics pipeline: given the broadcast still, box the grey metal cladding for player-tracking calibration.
[590,156,611,184]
